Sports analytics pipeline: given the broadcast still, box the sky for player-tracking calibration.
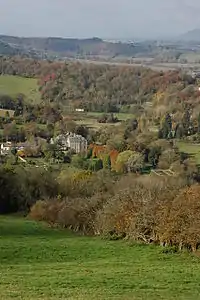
[1,0,200,39]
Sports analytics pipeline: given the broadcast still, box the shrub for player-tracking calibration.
[158,149,179,170]
[30,194,106,235]
[162,185,200,252]
[29,200,49,221]
[89,158,103,172]
[71,155,89,170]
[0,165,58,214]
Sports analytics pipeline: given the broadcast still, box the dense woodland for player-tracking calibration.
[2,57,200,251]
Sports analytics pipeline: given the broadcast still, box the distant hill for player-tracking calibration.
[0,40,18,56]
[0,35,153,58]
[179,29,200,41]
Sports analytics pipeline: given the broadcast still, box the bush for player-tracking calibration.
[29,200,49,221]
[29,199,63,225]
[89,158,103,171]
[30,194,106,235]
[0,165,58,214]
[162,185,200,252]
[71,155,89,170]
[158,149,179,170]
[28,173,200,253]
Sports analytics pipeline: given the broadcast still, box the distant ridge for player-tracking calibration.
[179,29,200,41]
[0,34,139,58]
[0,40,18,55]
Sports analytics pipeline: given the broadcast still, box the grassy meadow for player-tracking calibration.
[74,112,133,130]
[0,108,15,117]
[0,75,41,104]
[86,112,134,120]
[1,216,200,299]
[177,141,200,164]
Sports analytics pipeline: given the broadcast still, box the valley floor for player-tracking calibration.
[0,216,200,299]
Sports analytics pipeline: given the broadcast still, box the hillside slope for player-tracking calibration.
[0,75,40,104]
[1,216,200,299]
[179,29,200,41]
[0,40,18,56]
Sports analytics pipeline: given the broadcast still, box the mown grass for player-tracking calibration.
[177,141,200,164]
[0,75,41,104]
[1,216,200,299]
[74,112,132,130]
[86,112,134,121]
[75,117,121,129]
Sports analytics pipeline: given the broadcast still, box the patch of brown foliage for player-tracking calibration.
[29,173,200,251]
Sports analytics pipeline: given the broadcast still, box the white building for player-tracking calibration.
[75,108,84,112]
[0,142,12,155]
[50,133,87,153]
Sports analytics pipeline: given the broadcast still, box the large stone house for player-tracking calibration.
[50,133,87,153]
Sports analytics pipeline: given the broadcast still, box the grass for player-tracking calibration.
[86,112,134,121]
[0,75,41,104]
[75,118,121,129]
[73,112,133,130]
[1,217,200,299]
[180,52,200,63]
[176,141,200,164]
[0,108,15,117]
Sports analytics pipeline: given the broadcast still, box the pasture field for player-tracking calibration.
[179,52,200,63]
[176,141,200,164]
[86,112,134,120]
[75,117,121,129]
[0,75,41,104]
[0,108,15,118]
[1,216,200,299]
[73,112,133,130]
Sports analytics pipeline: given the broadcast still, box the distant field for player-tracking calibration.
[1,216,200,299]
[180,52,200,63]
[0,108,15,117]
[86,112,134,120]
[76,118,117,129]
[74,112,133,130]
[0,75,41,104]
[177,141,200,164]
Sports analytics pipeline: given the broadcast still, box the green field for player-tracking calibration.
[177,141,200,164]
[75,117,121,129]
[74,112,133,130]
[86,112,134,120]
[1,217,200,299]
[0,75,41,104]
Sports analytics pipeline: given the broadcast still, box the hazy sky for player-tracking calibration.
[1,0,200,38]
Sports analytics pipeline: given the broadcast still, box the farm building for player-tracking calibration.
[0,142,12,155]
[75,108,84,112]
[50,133,87,153]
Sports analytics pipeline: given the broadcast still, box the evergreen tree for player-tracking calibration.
[197,113,200,133]
[182,110,191,135]
[175,124,184,139]
[161,113,172,139]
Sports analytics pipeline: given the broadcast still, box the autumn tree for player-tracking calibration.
[115,150,134,173]
[127,152,144,173]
